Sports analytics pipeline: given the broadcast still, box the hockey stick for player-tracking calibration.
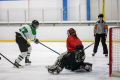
[0,53,19,68]
[84,42,94,50]
[38,42,60,55]
[39,42,94,55]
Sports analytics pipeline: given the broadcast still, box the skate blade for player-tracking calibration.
[13,65,25,68]
[25,63,31,66]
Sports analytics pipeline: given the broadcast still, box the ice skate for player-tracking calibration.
[105,54,108,58]
[13,60,24,68]
[92,52,96,56]
[25,57,31,66]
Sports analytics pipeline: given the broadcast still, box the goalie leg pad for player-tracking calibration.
[46,52,67,74]
[47,66,64,75]
[47,62,64,75]
[74,62,92,72]
[54,51,67,66]
[46,51,67,68]
[84,62,92,71]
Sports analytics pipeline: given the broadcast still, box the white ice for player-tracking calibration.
[0,42,120,80]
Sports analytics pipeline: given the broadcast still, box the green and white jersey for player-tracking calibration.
[18,24,36,41]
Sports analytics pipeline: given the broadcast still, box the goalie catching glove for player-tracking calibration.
[75,45,85,62]
[34,38,39,44]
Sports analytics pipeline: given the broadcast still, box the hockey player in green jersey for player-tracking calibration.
[14,20,39,68]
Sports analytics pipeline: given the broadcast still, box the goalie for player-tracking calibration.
[46,28,92,74]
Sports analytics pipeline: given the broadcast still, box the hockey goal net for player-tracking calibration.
[109,27,120,77]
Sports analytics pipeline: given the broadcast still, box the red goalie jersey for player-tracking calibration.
[66,35,83,51]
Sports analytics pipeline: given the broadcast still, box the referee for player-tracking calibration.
[92,14,108,57]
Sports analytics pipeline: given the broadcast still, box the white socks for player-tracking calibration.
[26,46,32,59]
[16,51,27,63]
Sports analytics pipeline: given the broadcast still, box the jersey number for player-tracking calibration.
[21,27,28,38]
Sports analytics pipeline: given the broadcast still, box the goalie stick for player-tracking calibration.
[0,53,19,68]
[84,42,94,50]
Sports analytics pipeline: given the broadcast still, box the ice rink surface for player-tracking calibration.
[0,42,120,80]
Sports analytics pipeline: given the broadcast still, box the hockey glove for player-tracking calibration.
[75,45,85,62]
[34,38,39,44]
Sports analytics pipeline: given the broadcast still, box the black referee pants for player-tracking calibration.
[93,34,108,54]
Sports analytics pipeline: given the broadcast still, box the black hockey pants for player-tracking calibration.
[15,32,31,52]
[93,34,108,54]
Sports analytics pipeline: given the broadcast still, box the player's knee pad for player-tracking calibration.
[19,52,28,58]
[28,46,32,53]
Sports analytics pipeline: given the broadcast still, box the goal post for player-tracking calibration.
[109,27,112,77]
[109,27,120,77]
